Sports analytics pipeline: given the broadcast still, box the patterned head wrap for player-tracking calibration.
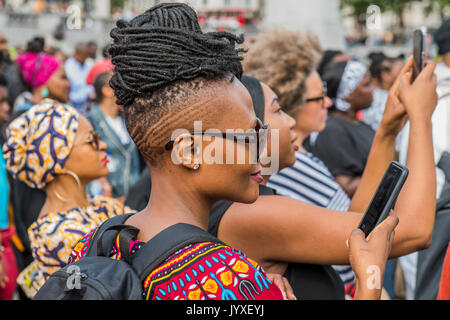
[17,52,60,89]
[335,61,367,112]
[2,99,79,189]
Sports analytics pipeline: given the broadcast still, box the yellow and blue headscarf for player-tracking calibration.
[2,99,79,189]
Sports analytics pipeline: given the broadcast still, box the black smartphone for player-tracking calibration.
[358,162,409,237]
[412,27,426,82]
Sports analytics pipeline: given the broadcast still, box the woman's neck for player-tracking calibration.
[294,127,310,153]
[332,109,357,123]
[30,89,45,105]
[100,98,119,119]
[130,170,213,241]
[40,175,90,217]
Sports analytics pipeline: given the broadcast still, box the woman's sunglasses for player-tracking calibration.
[165,118,269,162]
[74,131,101,151]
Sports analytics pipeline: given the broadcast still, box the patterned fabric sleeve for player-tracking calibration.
[28,211,98,280]
[28,196,135,280]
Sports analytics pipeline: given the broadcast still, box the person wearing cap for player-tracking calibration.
[2,99,135,295]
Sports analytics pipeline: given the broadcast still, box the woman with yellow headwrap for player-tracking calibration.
[2,99,135,296]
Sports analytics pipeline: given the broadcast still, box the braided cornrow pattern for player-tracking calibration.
[109,3,245,107]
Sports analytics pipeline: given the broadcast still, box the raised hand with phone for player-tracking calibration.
[347,41,438,299]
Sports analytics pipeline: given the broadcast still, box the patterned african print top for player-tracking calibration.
[68,228,284,300]
[28,196,135,280]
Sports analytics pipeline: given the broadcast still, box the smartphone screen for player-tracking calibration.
[359,162,408,237]
[412,28,426,82]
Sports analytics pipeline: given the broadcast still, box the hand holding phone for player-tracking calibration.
[398,58,437,124]
[358,162,408,237]
[348,211,399,299]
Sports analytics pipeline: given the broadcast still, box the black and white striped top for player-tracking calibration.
[268,151,355,286]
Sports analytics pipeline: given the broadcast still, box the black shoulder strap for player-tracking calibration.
[86,214,223,282]
[130,223,223,282]
[86,213,135,258]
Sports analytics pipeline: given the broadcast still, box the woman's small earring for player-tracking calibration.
[41,87,49,98]
[193,163,200,171]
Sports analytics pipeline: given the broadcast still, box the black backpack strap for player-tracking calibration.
[86,213,135,258]
[130,223,223,282]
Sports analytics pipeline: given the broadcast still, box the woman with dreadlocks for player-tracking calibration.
[68,3,285,300]
[68,3,396,300]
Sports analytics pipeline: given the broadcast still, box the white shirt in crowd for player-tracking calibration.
[398,60,450,300]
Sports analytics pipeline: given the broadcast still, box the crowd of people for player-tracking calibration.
[0,3,449,301]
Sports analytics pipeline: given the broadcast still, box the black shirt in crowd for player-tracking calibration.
[304,114,375,178]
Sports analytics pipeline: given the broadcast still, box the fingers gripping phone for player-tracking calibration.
[412,27,427,82]
[358,162,409,237]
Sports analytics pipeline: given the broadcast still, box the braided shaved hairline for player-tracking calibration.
[108,3,245,166]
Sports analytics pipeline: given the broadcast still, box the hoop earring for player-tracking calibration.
[54,190,70,202]
[64,170,82,193]
[53,170,82,202]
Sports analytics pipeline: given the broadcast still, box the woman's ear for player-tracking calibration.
[170,133,202,171]
[102,85,114,100]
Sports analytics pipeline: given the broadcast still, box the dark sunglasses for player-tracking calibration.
[305,81,328,105]
[165,118,269,162]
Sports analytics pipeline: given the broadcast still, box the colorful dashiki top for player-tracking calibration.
[68,228,284,300]
[28,196,135,280]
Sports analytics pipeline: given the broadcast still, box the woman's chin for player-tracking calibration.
[237,183,260,204]
[91,171,109,181]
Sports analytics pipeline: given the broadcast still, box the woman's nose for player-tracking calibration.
[99,140,108,151]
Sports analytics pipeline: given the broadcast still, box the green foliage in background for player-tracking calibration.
[341,0,449,20]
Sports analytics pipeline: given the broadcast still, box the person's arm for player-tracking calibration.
[348,57,414,213]
[218,62,438,267]
[391,60,438,249]
[334,175,361,198]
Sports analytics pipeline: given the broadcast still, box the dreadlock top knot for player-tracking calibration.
[109,3,245,107]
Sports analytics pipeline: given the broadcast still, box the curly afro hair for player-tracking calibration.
[243,29,323,116]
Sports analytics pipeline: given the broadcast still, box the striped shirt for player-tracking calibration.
[267,151,355,285]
